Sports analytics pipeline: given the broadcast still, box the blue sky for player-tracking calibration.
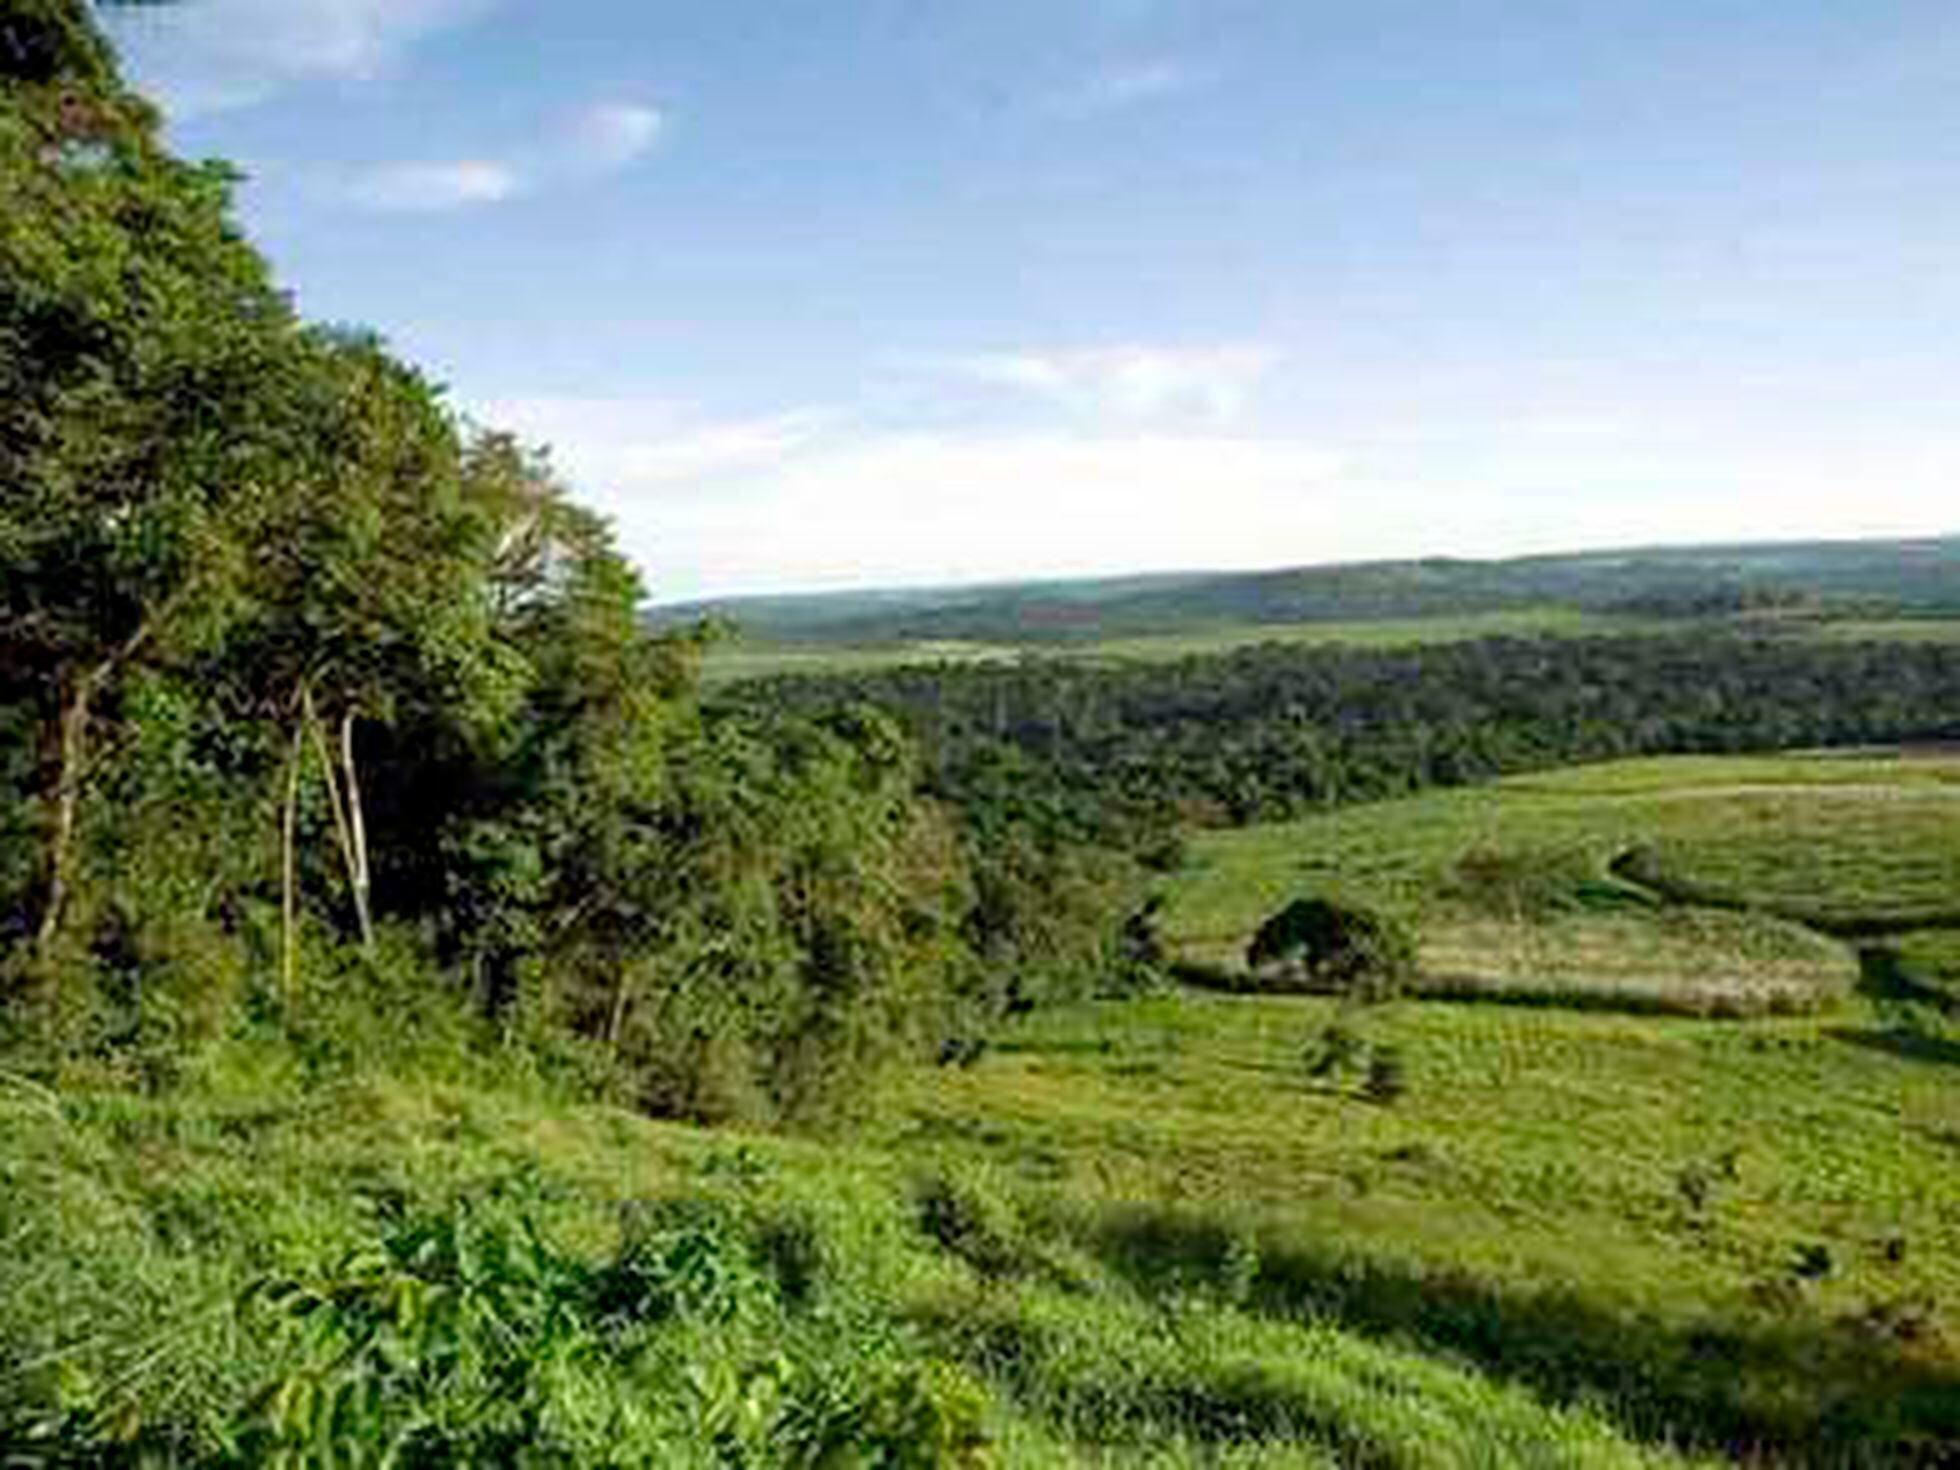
[111,1,1958,603]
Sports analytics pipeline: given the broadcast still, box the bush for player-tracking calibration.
[1362,1046,1407,1106]
[219,1198,997,1466]
[1244,897,1415,999]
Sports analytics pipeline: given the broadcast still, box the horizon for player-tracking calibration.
[110,2,1960,601]
[648,525,1960,612]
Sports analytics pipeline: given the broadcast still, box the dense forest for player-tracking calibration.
[729,636,1960,854]
[0,0,1144,1123]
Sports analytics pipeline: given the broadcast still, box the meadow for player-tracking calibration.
[2,1044,1704,1466]
[1164,753,1960,1015]
[9,752,1960,1463]
[697,608,1960,686]
[698,608,1633,682]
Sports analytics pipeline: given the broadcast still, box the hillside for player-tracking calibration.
[11,4,1960,1463]
[654,536,1960,653]
[10,754,1960,1462]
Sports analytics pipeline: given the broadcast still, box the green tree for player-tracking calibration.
[1,0,295,967]
[1245,896,1415,999]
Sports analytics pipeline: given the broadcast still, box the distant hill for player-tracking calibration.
[650,535,1960,647]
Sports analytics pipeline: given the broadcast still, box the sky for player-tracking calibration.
[109,1,1960,604]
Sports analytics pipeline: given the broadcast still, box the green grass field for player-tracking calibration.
[874,986,1960,1457]
[1165,753,1960,1014]
[1,1055,1705,1466]
[10,753,1960,1462]
[700,610,1960,685]
[1813,619,1960,645]
[700,608,1635,682]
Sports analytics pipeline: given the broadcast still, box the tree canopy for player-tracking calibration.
[0,0,1133,1118]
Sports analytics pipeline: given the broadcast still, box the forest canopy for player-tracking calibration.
[0,0,1146,1119]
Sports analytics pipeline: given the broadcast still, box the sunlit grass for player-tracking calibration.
[1165,752,1960,1011]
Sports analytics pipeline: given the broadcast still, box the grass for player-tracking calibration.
[1813,619,1960,645]
[875,987,1960,1458]
[1059,608,1629,662]
[11,752,1960,1462]
[1165,752,1960,1013]
[0,1049,1699,1466]
[700,610,1960,684]
[1898,929,1960,1004]
[700,608,1641,682]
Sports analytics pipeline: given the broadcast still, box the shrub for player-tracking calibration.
[1303,1023,1365,1081]
[1244,897,1415,999]
[1362,1046,1407,1106]
[916,1168,1032,1281]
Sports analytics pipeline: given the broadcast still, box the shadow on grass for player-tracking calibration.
[1857,945,1958,1014]
[1829,1026,1960,1071]
[1065,1202,1960,1465]
[1611,849,1960,939]
[1173,959,1814,1021]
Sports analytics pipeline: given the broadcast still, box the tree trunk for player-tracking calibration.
[338,710,374,952]
[34,671,93,963]
[302,689,373,955]
[606,963,635,1054]
[33,615,164,962]
[282,714,304,1008]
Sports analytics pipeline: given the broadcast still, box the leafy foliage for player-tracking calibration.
[0,2,1134,1121]
[1244,898,1414,999]
[733,635,1960,845]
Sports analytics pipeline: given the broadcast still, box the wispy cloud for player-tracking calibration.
[349,158,521,213]
[109,0,490,116]
[470,388,1351,601]
[947,345,1281,424]
[474,383,1960,604]
[1047,59,1207,117]
[662,430,1350,597]
[345,99,666,213]
[569,103,666,173]
[481,397,831,487]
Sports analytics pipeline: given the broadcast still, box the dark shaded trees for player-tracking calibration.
[0,1,1055,1119]
[1,0,294,965]
[1246,897,1414,999]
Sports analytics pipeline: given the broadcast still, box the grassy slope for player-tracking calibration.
[661,535,1960,653]
[10,755,1960,1462]
[700,613,1960,686]
[875,986,1960,1456]
[1815,620,1960,645]
[1165,754,1960,1012]
[0,1057,1690,1466]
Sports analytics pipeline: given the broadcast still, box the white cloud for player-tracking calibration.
[723,433,1351,591]
[349,158,521,213]
[470,387,1960,604]
[950,345,1281,424]
[1049,59,1205,116]
[344,98,665,213]
[569,103,666,173]
[110,0,489,115]
[483,397,829,488]
[470,392,1354,600]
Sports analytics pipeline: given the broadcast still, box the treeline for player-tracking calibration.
[726,635,1960,846]
[0,1,1142,1118]
[662,539,1960,647]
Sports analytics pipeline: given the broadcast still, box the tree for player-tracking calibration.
[1,0,296,966]
[1244,896,1414,999]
